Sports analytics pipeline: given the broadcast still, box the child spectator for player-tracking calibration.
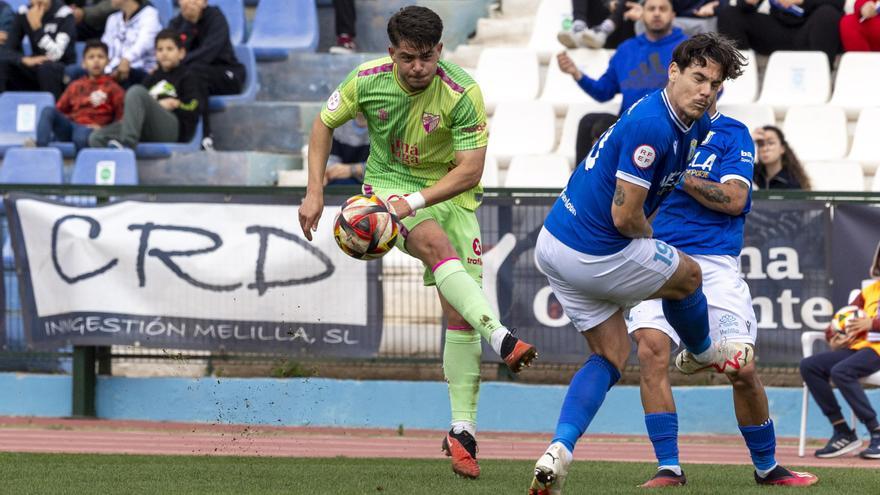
[89,29,205,149]
[0,0,77,98]
[840,0,880,51]
[100,0,160,87]
[752,126,811,190]
[31,39,123,151]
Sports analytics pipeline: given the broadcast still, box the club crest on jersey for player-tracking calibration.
[378,108,388,121]
[632,144,656,169]
[422,112,440,133]
[687,139,698,162]
[327,90,341,112]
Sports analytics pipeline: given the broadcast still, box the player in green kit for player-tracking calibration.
[297,6,538,479]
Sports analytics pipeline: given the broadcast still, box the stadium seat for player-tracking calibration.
[555,102,618,167]
[716,103,775,134]
[798,331,880,457]
[134,119,203,159]
[718,50,758,105]
[527,0,571,63]
[782,106,848,161]
[0,92,55,157]
[481,154,500,188]
[5,0,28,12]
[486,101,556,167]
[71,149,138,185]
[830,53,880,120]
[476,48,540,114]
[803,161,865,191]
[873,172,880,192]
[757,51,830,118]
[209,45,260,111]
[0,147,63,183]
[152,0,173,26]
[248,0,318,61]
[539,48,622,116]
[504,154,571,188]
[847,107,880,176]
[210,0,246,45]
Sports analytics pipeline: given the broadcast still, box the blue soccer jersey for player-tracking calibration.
[543,89,711,256]
[651,112,754,256]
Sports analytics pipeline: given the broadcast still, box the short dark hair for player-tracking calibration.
[672,33,745,82]
[155,29,184,48]
[387,6,443,50]
[83,39,108,57]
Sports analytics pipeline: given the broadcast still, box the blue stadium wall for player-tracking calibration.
[1,373,876,439]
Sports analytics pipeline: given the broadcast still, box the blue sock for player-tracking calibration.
[645,412,679,467]
[551,354,621,452]
[740,419,777,472]
[662,285,711,355]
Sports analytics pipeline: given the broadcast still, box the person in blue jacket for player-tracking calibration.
[557,0,687,164]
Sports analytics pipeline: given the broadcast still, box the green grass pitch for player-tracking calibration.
[1,453,872,494]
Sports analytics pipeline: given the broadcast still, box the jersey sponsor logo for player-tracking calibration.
[391,138,420,165]
[472,238,482,256]
[326,90,341,112]
[559,188,577,216]
[461,122,486,133]
[378,108,388,121]
[632,144,656,169]
[422,112,440,133]
[740,150,754,163]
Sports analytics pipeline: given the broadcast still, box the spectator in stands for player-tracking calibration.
[800,247,880,459]
[0,1,14,46]
[329,0,357,54]
[557,0,635,49]
[0,0,77,98]
[718,0,843,64]
[324,114,369,186]
[30,39,123,150]
[751,126,811,190]
[89,29,205,149]
[68,0,115,40]
[100,0,160,88]
[557,0,685,163]
[574,0,716,48]
[839,0,880,51]
[169,0,246,150]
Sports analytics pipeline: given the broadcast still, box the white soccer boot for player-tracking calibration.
[675,341,754,375]
[529,442,572,495]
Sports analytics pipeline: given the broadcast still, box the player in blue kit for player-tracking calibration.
[626,98,819,487]
[528,33,747,495]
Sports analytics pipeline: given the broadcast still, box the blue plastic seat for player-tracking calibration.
[0,92,56,157]
[72,148,139,185]
[209,45,260,111]
[247,0,317,61]
[0,147,64,184]
[152,0,174,26]
[210,0,246,45]
[134,119,203,158]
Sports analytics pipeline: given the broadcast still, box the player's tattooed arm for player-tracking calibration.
[682,174,749,216]
[611,179,652,238]
[613,184,625,206]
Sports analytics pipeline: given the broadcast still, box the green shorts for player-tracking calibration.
[375,190,483,287]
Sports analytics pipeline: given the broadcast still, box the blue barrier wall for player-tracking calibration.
[1,373,876,438]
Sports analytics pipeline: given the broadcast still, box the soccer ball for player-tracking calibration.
[333,194,399,260]
[830,305,866,334]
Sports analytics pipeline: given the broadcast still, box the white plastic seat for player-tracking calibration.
[830,53,880,119]
[757,51,830,118]
[719,50,758,104]
[481,154,500,188]
[847,107,880,175]
[873,172,880,192]
[527,0,571,63]
[487,101,556,168]
[716,103,775,133]
[555,102,617,167]
[783,106,847,161]
[539,48,622,116]
[477,48,540,114]
[798,331,880,457]
[504,154,571,188]
[803,161,865,192]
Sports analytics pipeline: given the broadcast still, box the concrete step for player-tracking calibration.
[211,101,321,153]
[138,151,297,186]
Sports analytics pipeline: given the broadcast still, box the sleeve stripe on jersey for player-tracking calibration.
[435,67,465,94]
[358,63,393,77]
[616,170,651,189]
[720,174,752,187]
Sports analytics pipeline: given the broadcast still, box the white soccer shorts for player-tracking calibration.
[626,254,757,346]
[535,227,680,332]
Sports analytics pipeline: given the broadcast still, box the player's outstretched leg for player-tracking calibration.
[529,313,628,495]
[729,364,818,487]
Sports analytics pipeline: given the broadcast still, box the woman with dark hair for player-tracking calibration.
[752,125,811,190]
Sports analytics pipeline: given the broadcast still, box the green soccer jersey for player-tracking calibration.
[320,57,489,210]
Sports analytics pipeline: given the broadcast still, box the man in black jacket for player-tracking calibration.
[718,0,843,64]
[169,0,244,149]
[0,0,76,98]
